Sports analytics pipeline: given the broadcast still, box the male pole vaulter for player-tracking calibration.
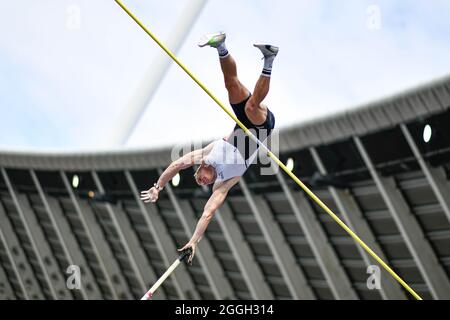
[140,32,278,264]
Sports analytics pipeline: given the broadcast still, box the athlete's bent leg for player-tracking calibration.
[198,31,250,104]
[220,55,250,104]
[245,44,279,125]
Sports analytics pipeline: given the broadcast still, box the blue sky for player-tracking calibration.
[1,0,450,151]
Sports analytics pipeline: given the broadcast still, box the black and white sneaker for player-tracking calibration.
[253,43,279,58]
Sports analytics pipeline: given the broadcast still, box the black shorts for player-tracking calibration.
[230,93,276,133]
[228,94,276,161]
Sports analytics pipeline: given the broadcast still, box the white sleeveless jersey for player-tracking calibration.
[204,139,257,183]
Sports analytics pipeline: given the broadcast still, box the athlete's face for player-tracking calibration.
[195,165,216,186]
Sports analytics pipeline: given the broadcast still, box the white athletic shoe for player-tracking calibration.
[198,31,226,48]
[253,43,279,58]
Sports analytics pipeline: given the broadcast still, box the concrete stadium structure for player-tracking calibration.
[0,75,449,300]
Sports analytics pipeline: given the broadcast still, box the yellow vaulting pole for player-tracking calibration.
[114,0,422,300]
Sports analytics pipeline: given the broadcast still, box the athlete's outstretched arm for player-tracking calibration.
[178,176,240,264]
[140,143,214,203]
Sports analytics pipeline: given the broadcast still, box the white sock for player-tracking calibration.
[217,42,229,59]
[262,55,275,77]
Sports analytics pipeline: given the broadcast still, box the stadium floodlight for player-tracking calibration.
[423,124,432,143]
[72,175,80,188]
[172,173,181,187]
[286,158,294,172]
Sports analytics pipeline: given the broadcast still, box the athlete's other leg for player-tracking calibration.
[198,32,250,104]
[220,55,250,104]
[245,75,270,125]
[245,44,278,125]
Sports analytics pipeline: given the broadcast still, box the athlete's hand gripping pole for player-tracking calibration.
[140,247,193,300]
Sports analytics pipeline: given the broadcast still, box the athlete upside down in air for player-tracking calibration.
[140,32,278,264]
